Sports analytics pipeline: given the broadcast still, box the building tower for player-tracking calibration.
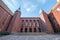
[8,8,21,32]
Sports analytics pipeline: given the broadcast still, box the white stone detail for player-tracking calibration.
[56,8,60,11]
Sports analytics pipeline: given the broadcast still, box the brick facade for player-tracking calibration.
[0,0,12,32]
[40,10,54,33]
[0,0,60,33]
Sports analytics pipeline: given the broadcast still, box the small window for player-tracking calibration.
[25,28,27,32]
[37,20,39,22]
[26,20,28,22]
[2,18,6,25]
[29,28,32,32]
[33,20,35,22]
[30,20,32,22]
[22,20,24,22]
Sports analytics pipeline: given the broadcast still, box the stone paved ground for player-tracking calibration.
[0,34,60,40]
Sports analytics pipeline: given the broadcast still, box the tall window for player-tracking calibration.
[20,28,23,32]
[29,28,32,32]
[38,28,41,32]
[34,28,36,32]
[25,28,27,32]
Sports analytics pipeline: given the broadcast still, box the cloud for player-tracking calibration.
[2,0,19,13]
[26,5,37,12]
[26,8,31,12]
[37,0,46,4]
[21,1,37,13]
[3,0,14,9]
[11,0,17,6]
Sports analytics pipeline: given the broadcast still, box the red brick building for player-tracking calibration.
[48,1,60,32]
[0,0,12,32]
[0,0,60,33]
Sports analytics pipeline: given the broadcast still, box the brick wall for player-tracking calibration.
[40,10,54,33]
[0,6,12,32]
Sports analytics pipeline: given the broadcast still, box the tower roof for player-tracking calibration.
[39,9,45,15]
[15,7,21,15]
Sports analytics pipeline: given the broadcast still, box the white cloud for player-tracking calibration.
[57,0,60,2]
[22,1,37,13]
[26,5,37,12]
[26,8,31,12]
[37,0,46,4]
[2,0,18,13]
[3,0,14,9]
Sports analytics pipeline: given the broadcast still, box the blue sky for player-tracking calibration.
[2,0,57,17]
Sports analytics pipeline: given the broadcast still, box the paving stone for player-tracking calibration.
[0,35,60,40]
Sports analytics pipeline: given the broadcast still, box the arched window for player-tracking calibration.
[38,28,41,32]
[34,28,36,32]
[22,20,24,22]
[25,28,27,32]
[20,28,23,32]
[26,20,28,22]
[29,28,32,32]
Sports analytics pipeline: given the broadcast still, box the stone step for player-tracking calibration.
[10,32,48,35]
